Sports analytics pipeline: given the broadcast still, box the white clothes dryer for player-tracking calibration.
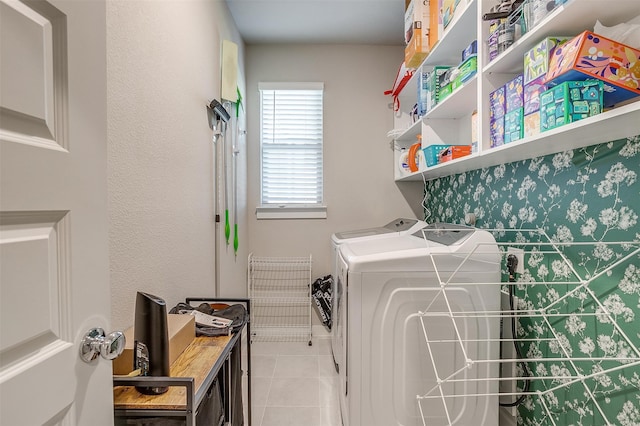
[336,223,501,426]
[329,218,427,372]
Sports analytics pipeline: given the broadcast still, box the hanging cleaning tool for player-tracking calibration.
[222,101,233,246]
[221,40,238,247]
[206,99,230,294]
[233,87,244,256]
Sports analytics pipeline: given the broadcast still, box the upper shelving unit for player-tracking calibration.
[394,0,640,182]
[397,100,640,181]
[484,0,640,74]
[397,0,478,109]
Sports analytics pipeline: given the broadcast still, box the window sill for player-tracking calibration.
[256,206,327,220]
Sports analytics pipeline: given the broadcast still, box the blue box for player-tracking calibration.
[417,70,428,117]
[489,86,506,120]
[505,74,524,113]
[490,117,505,148]
[540,80,603,132]
[423,144,451,167]
[504,108,524,143]
[462,40,478,62]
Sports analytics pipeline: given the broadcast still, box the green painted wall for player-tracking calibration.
[423,135,640,425]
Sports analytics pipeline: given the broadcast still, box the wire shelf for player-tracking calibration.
[248,254,313,345]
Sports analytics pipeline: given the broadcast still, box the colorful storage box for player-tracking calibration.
[490,117,505,148]
[524,75,547,115]
[504,108,524,143]
[418,70,429,117]
[540,80,603,132]
[505,74,524,113]
[456,54,478,86]
[490,86,506,120]
[426,66,450,111]
[442,0,464,29]
[524,37,569,84]
[524,112,541,138]
[546,31,640,106]
[462,40,478,62]
[440,145,472,162]
[423,144,451,167]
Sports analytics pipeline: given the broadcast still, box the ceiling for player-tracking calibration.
[225,0,405,45]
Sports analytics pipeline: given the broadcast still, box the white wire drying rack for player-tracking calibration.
[247,254,313,345]
[414,227,640,426]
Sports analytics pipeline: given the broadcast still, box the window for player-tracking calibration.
[258,82,325,219]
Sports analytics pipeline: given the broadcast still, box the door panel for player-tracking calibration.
[0,0,110,424]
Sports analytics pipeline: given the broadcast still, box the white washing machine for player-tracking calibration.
[330,218,427,372]
[336,223,501,426]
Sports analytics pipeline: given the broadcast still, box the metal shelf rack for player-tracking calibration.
[248,254,313,345]
[414,227,640,426]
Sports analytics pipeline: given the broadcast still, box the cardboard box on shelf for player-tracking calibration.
[405,30,430,69]
[112,314,196,375]
[546,31,640,107]
[429,0,441,49]
[440,145,472,162]
[405,0,430,45]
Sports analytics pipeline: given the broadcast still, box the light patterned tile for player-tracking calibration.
[315,337,333,355]
[273,355,319,378]
[261,406,320,426]
[319,376,340,408]
[319,403,342,426]
[251,377,272,407]
[277,341,319,356]
[318,355,338,377]
[266,377,319,407]
[253,355,277,378]
[251,341,281,355]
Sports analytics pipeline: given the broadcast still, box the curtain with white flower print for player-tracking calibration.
[423,135,640,426]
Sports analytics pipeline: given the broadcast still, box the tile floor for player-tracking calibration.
[246,338,342,426]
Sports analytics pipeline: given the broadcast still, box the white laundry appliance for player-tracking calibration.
[330,218,427,372]
[336,223,501,426]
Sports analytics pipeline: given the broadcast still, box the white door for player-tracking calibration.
[0,0,112,425]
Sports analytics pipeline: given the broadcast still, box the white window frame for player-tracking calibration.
[257,82,326,220]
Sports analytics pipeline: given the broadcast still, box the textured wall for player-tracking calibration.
[424,135,640,425]
[245,44,424,282]
[107,1,246,330]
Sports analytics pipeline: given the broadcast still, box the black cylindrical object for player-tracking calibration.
[134,291,170,394]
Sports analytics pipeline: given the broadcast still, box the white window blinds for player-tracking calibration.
[259,82,324,207]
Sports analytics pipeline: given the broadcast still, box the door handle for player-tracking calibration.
[79,327,125,363]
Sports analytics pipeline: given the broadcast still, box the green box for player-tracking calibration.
[504,108,523,143]
[426,66,450,112]
[540,80,603,132]
[439,82,453,101]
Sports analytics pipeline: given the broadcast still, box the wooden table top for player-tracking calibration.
[113,335,233,410]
